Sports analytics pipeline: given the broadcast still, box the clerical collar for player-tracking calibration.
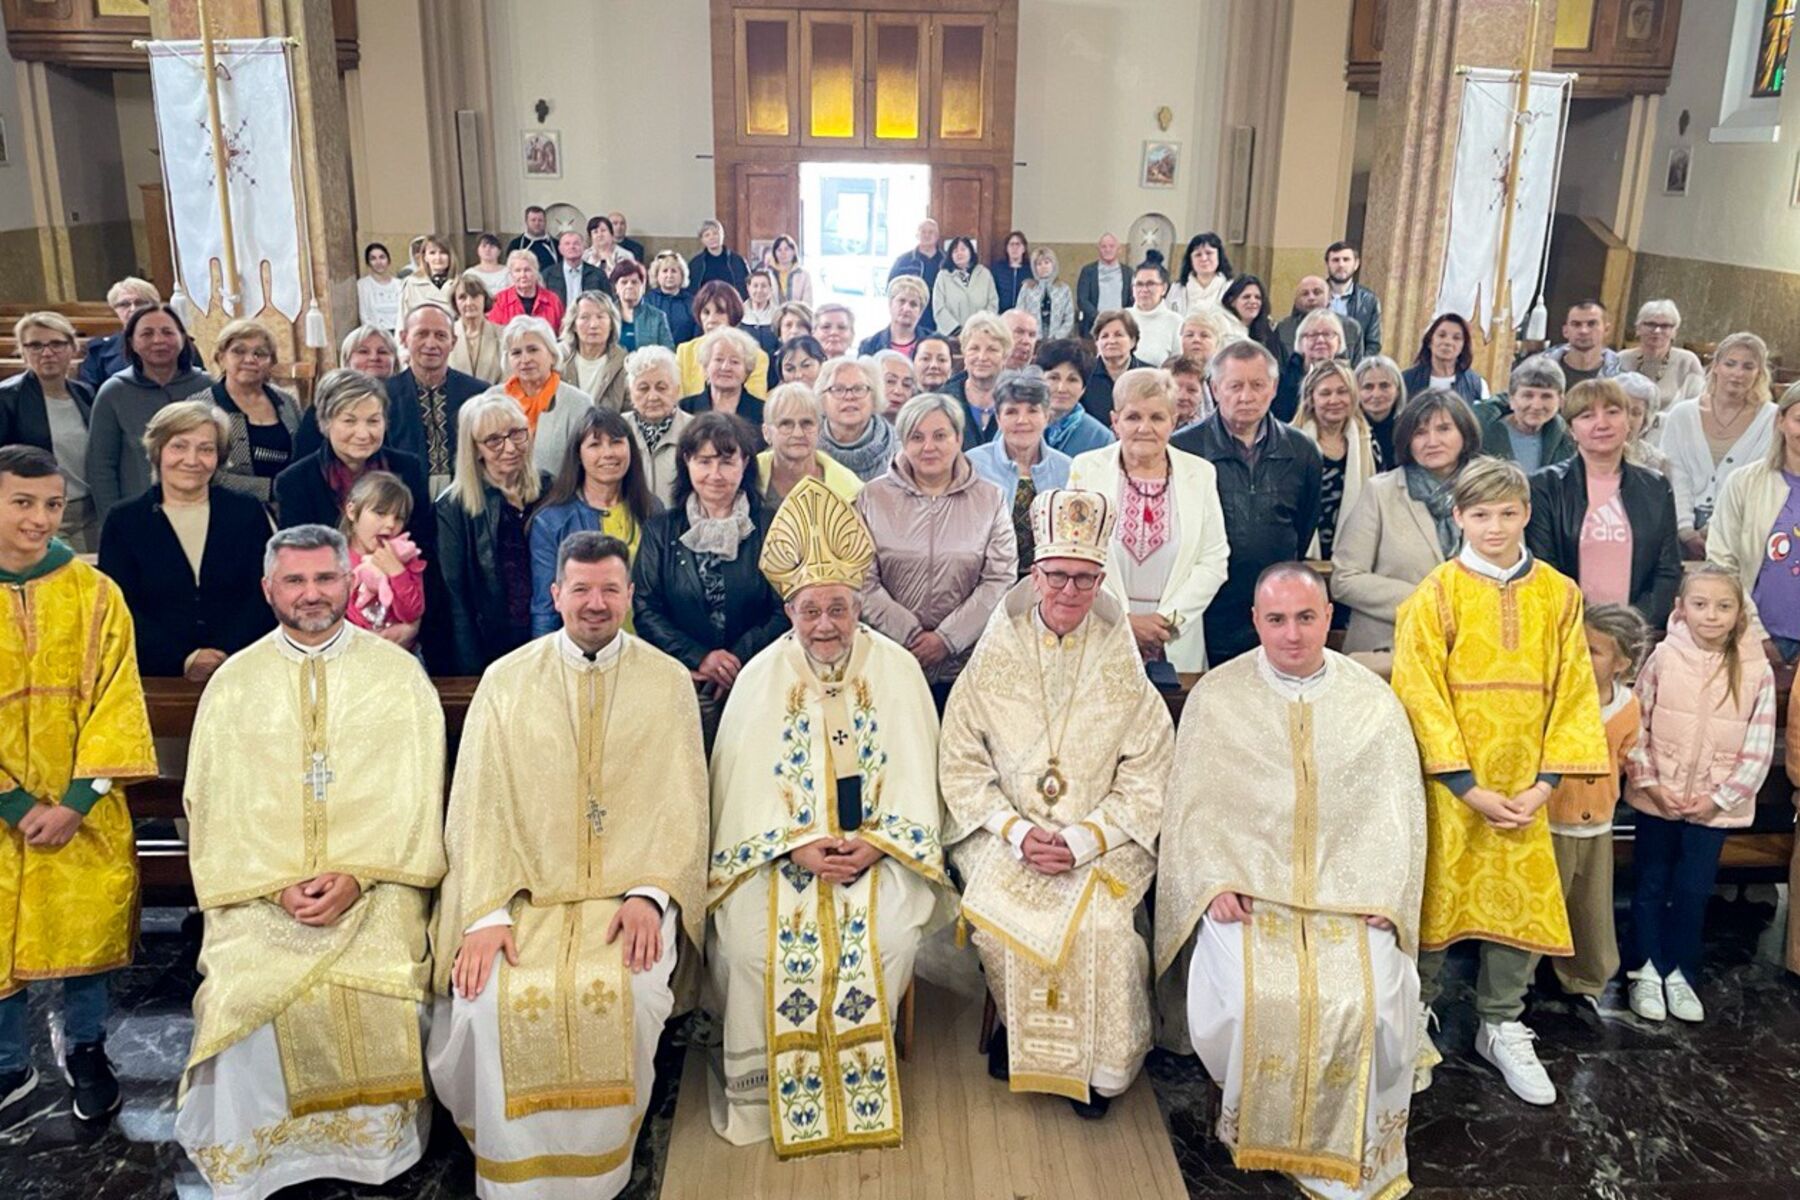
[277,621,349,660]
[1254,648,1331,701]
[1458,541,1532,583]
[557,628,626,669]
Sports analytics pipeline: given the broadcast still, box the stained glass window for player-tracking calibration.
[1754,0,1795,98]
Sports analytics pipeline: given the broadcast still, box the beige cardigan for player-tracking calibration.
[449,320,504,384]
[1706,460,1791,638]
[1330,469,1450,653]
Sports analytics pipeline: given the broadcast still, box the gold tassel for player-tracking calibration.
[956,912,969,948]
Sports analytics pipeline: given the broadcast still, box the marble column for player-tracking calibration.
[1361,0,1559,379]
[148,0,356,369]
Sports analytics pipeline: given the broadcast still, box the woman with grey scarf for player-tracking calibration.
[1330,389,1482,661]
[631,411,787,747]
[816,355,897,482]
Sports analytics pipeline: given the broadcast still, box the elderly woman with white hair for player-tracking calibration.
[1015,245,1075,339]
[1275,308,1347,422]
[1615,371,1673,475]
[945,310,1013,449]
[1069,367,1229,668]
[856,392,1016,701]
[487,248,566,331]
[679,324,765,436]
[817,355,897,481]
[872,349,917,420]
[435,390,550,675]
[621,344,692,506]
[496,313,594,476]
[1618,298,1705,414]
[756,382,864,503]
[966,367,1071,574]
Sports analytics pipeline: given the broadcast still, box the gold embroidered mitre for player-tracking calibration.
[1030,487,1116,565]
[759,474,876,598]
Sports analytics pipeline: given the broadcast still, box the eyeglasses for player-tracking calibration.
[20,340,72,353]
[1038,569,1102,592]
[794,603,853,622]
[825,384,871,398]
[479,428,531,451]
[773,418,818,432]
[1639,321,1676,332]
[226,346,275,360]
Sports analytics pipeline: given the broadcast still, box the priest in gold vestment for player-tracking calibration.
[707,477,950,1157]
[1158,565,1425,1200]
[940,488,1173,1119]
[428,530,708,1199]
[177,525,447,1199]
[0,447,155,1127]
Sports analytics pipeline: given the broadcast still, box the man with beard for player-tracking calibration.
[1325,241,1382,358]
[177,525,447,1198]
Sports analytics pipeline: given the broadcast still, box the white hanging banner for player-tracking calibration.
[147,38,302,320]
[1435,67,1574,331]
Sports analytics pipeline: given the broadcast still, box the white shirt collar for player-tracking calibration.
[1599,679,1630,721]
[1458,541,1531,583]
[1254,647,1331,701]
[277,621,350,661]
[556,627,627,669]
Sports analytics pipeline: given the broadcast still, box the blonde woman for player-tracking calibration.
[497,315,594,476]
[756,382,863,503]
[1293,359,1378,561]
[447,273,503,383]
[1014,246,1074,339]
[559,290,628,412]
[207,317,300,504]
[396,234,459,329]
[1660,330,1779,556]
[1617,298,1705,416]
[435,390,548,674]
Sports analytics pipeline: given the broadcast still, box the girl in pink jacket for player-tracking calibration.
[1623,565,1776,1024]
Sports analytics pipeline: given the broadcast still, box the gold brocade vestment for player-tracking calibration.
[182,628,446,1114]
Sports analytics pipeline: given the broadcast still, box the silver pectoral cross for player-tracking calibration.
[303,751,333,804]
[586,798,608,836]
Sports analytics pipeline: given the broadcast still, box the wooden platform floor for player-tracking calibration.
[659,981,1186,1200]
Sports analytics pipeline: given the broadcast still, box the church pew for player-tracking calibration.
[128,669,1792,908]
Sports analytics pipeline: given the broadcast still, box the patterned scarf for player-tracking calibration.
[678,491,755,560]
[820,414,897,483]
[636,413,676,457]
[1404,464,1461,558]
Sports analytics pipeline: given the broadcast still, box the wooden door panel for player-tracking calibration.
[736,163,801,261]
[932,167,994,257]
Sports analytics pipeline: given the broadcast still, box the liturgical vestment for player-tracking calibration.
[0,542,156,997]
[1158,649,1425,1199]
[176,626,446,1200]
[940,580,1173,1102]
[707,628,949,1157]
[428,630,708,1199]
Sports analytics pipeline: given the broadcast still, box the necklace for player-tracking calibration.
[1032,614,1087,806]
[1703,396,1752,437]
[1123,453,1171,525]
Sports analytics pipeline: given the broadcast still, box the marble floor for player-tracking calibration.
[7,892,1799,1199]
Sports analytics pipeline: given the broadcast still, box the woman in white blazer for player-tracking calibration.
[1067,367,1230,672]
[1331,391,1481,657]
[1658,331,1777,555]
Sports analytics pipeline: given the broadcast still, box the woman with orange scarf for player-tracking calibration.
[496,314,594,477]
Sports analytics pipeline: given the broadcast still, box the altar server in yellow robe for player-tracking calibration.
[1159,564,1425,1199]
[1392,457,1608,1108]
[940,488,1174,1119]
[707,477,950,1157]
[0,446,155,1128]
[177,524,447,1199]
[429,530,708,1199]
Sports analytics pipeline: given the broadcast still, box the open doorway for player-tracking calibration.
[799,161,931,336]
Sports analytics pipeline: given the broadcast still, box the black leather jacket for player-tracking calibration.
[1171,413,1322,663]
[631,499,788,670]
[435,473,550,676]
[1526,455,1682,630]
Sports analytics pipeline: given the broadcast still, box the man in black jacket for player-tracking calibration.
[608,210,647,263]
[1324,241,1383,358]
[888,218,945,334]
[505,206,557,273]
[541,230,614,309]
[1076,233,1125,338]
[1171,340,1322,664]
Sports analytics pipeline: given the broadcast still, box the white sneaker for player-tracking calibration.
[1626,965,1666,1022]
[1413,1001,1442,1093]
[1663,969,1705,1022]
[1475,1020,1556,1105]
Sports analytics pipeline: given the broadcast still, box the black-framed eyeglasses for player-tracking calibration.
[479,428,531,451]
[1038,568,1102,592]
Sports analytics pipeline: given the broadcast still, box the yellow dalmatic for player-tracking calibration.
[708,629,949,1159]
[1391,558,1609,955]
[0,545,156,997]
[430,631,708,1121]
[940,581,1173,1102]
[181,627,446,1114]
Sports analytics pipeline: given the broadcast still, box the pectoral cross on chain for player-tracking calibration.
[303,751,333,805]
[586,798,608,837]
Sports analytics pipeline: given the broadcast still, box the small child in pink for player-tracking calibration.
[341,470,426,649]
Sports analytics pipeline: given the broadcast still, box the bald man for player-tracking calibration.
[1277,275,1365,363]
[1077,233,1124,337]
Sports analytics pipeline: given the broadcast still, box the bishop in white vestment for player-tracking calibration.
[177,527,446,1200]
[940,488,1173,1118]
[428,530,709,1199]
[707,477,951,1157]
[1157,565,1426,1199]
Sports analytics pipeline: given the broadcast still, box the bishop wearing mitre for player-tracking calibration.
[707,476,950,1158]
[428,529,708,1199]
[940,488,1174,1119]
[177,525,447,1199]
